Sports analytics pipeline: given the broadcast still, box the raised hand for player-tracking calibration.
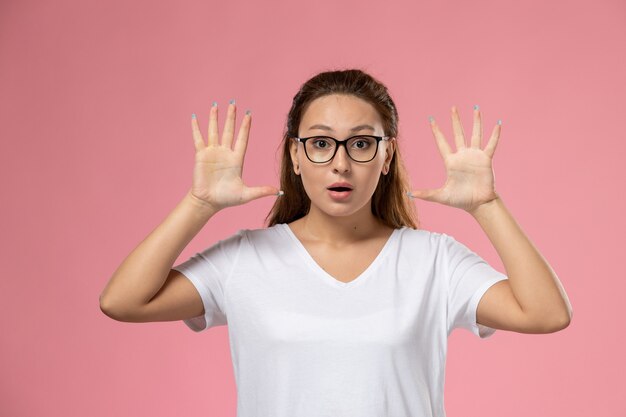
[408,105,501,214]
[189,100,280,212]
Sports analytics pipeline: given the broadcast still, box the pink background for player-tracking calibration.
[1,0,623,415]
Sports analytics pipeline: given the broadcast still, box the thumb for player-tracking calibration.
[242,185,282,202]
[407,188,441,203]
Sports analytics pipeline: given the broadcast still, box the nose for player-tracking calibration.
[331,143,351,173]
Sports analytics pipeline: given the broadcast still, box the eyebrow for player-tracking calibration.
[307,124,376,133]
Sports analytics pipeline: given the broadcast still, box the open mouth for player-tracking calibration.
[327,185,353,201]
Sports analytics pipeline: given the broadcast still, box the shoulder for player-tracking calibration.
[194,226,285,260]
[395,226,449,247]
[239,223,285,240]
[229,224,290,250]
[197,227,272,253]
[385,227,454,263]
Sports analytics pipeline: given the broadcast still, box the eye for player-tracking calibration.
[311,137,333,149]
[350,136,374,149]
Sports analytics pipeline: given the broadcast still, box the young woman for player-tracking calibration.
[100,69,572,416]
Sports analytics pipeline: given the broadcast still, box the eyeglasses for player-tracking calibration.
[294,135,390,163]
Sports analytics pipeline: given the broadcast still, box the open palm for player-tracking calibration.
[409,105,501,213]
[189,101,279,212]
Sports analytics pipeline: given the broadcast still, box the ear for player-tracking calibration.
[289,138,300,175]
[382,137,396,175]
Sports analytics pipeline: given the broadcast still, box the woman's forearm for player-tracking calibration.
[99,190,217,315]
[469,196,573,326]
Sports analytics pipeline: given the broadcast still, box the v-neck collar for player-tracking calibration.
[278,223,400,289]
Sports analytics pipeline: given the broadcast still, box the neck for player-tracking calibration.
[298,202,384,244]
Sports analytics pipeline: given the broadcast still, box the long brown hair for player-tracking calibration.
[265,68,419,229]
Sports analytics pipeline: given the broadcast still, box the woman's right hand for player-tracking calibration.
[189,100,281,212]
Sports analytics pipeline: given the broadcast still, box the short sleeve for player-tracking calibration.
[172,230,245,332]
[443,234,509,339]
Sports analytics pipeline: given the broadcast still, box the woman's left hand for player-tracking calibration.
[408,105,502,214]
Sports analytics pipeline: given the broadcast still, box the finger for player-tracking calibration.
[208,102,218,146]
[221,100,236,148]
[470,105,482,149]
[429,117,452,157]
[191,114,205,151]
[234,110,252,158]
[484,120,502,158]
[451,105,466,150]
[242,185,282,203]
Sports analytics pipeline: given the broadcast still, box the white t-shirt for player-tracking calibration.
[173,223,508,417]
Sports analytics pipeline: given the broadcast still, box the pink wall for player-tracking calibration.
[1,0,623,415]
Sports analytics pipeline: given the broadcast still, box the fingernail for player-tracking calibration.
[474,104,479,110]
[246,110,251,115]
[191,113,196,119]
[497,119,502,125]
[406,191,414,199]
[212,101,217,107]
[277,190,284,196]
[230,99,236,105]
[428,116,434,123]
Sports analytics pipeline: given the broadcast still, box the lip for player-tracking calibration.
[326,182,354,190]
[326,182,354,201]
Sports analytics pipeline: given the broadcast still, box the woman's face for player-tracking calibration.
[290,94,395,219]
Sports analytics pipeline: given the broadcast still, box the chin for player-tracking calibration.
[312,200,371,219]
